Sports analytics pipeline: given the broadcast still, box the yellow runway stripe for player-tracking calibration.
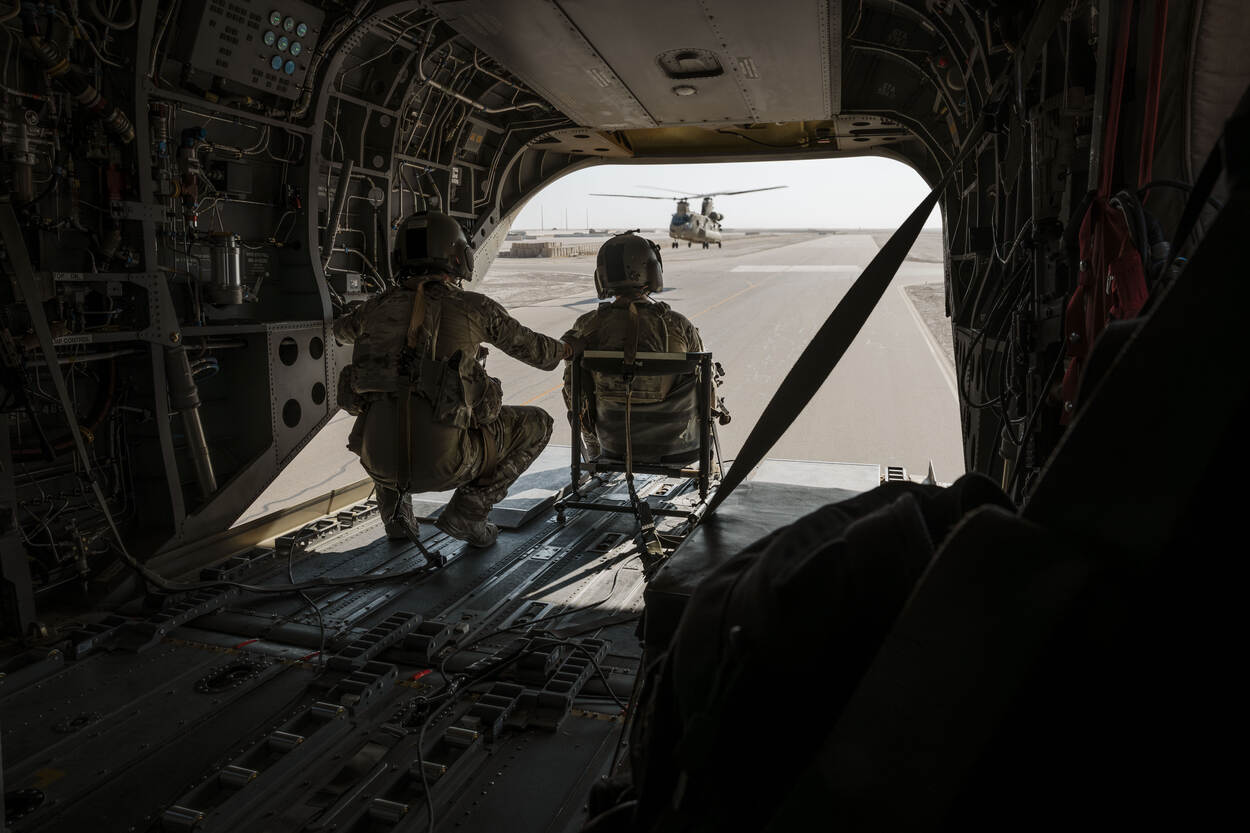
[521,382,565,406]
[690,281,758,319]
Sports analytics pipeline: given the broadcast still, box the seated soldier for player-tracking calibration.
[561,232,724,462]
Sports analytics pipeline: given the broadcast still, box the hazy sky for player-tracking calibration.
[511,156,941,231]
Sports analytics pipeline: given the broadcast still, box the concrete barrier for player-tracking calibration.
[502,241,600,258]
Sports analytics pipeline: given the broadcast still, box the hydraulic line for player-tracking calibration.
[323,158,356,271]
[416,26,546,114]
[165,346,218,498]
[20,5,135,143]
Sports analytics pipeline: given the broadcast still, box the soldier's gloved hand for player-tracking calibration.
[562,336,587,360]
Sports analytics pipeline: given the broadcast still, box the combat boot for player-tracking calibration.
[385,515,419,542]
[384,502,421,543]
[378,486,420,543]
[435,504,499,548]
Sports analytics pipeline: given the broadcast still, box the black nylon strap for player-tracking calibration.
[1171,82,1250,256]
[705,126,984,517]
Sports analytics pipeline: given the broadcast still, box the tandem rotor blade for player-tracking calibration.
[637,185,789,198]
[701,185,788,197]
[589,193,680,200]
[637,185,703,196]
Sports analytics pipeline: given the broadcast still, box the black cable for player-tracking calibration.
[287,546,328,673]
[562,639,627,710]
[408,641,536,833]
[959,265,1029,409]
[22,172,62,207]
[1006,345,1067,497]
[416,711,435,833]
[714,128,805,149]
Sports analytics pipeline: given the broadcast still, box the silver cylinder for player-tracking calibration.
[13,121,36,204]
[218,765,258,789]
[368,799,410,823]
[165,347,217,498]
[209,234,244,305]
[266,730,305,752]
[160,806,204,831]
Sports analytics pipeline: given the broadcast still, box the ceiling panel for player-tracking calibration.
[433,0,656,129]
[436,0,838,129]
[561,0,834,126]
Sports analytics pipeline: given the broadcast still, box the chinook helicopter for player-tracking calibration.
[590,185,785,247]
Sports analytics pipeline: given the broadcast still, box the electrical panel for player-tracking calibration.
[182,0,326,99]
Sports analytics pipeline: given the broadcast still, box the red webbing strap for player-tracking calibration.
[1099,0,1136,196]
[1138,0,1170,191]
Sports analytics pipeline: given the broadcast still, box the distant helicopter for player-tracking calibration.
[590,185,786,248]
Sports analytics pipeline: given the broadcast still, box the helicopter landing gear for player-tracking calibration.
[672,241,678,248]
[702,242,709,249]
[717,242,722,248]
[687,242,691,247]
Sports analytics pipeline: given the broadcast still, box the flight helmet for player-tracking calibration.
[393,211,474,281]
[593,231,664,299]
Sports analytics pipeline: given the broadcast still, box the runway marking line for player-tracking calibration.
[896,285,959,404]
[730,264,861,273]
[522,382,565,406]
[521,281,760,405]
[691,281,759,320]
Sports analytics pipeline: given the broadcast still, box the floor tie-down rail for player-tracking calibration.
[0,471,669,833]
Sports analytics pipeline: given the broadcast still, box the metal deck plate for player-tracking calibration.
[408,444,572,529]
[1,462,675,833]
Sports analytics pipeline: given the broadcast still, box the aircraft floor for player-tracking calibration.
[0,471,687,833]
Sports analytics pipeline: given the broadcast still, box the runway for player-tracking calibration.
[237,232,963,524]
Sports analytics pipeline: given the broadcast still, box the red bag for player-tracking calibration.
[1060,198,1149,422]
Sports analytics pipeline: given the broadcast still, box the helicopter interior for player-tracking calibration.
[1,0,1246,830]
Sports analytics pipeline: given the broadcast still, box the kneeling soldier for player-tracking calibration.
[334,212,581,548]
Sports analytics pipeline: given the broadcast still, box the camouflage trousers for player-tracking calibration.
[371,404,553,525]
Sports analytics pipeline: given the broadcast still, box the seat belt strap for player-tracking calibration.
[1172,83,1250,256]
[705,124,985,517]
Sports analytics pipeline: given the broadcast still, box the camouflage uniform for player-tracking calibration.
[334,277,563,527]
[560,297,706,457]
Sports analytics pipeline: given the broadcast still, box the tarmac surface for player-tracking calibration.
[237,231,962,524]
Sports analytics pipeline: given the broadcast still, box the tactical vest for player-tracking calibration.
[337,278,500,429]
[587,301,694,404]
